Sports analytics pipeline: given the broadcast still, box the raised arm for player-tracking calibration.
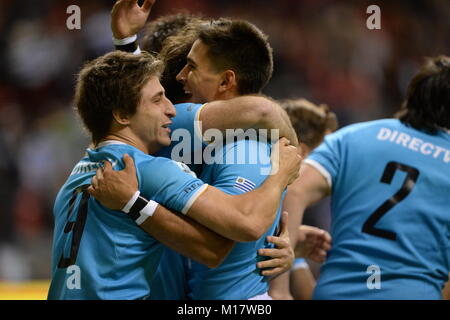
[200,96,299,147]
[111,0,155,39]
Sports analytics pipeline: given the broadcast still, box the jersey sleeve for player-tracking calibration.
[138,157,208,214]
[154,103,206,162]
[305,129,345,189]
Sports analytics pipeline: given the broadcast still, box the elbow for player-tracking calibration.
[204,254,224,268]
[256,99,274,126]
[238,223,266,242]
[202,241,234,268]
[194,252,224,268]
[230,209,271,242]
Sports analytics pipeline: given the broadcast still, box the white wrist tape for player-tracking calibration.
[122,191,140,213]
[121,190,158,225]
[135,200,158,225]
[133,46,141,55]
[112,34,138,46]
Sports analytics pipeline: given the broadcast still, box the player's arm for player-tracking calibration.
[290,261,316,300]
[200,96,299,147]
[284,163,330,240]
[110,0,155,53]
[111,0,154,39]
[89,138,301,242]
[140,205,235,268]
[89,156,234,268]
[184,138,300,241]
[443,275,450,300]
[266,163,330,298]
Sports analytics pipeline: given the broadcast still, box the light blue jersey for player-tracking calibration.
[188,139,281,300]
[150,247,190,300]
[48,141,207,300]
[151,139,282,299]
[308,119,450,299]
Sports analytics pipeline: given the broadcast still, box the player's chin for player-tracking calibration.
[159,135,172,147]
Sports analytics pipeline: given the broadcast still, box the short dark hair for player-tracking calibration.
[396,55,450,133]
[281,99,338,150]
[74,51,163,145]
[198,18,273,95]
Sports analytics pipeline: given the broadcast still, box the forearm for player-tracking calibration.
[283,186,308,248]
[201,96,270,132]
[290,267,316,300]
[201,96,298,146]
[141,205,234,268]
[269,272,293,300]
[287,163,330,219]
[263,103,298,147]
[188,175,287,242]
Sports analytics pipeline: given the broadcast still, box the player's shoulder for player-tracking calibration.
[328,119,399,141]
[86,142,145,165]
[138,155,197,177]
[339,119,399,134]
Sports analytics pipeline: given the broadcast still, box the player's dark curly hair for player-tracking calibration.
[158,18,206,103]
[396,55,450,133]
[141,12,202,54]
[141,12,205,103]
[74,51,163,145]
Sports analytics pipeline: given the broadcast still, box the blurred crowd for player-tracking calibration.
[0,0,448,280]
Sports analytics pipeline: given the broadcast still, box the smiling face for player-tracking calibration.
[128,76,176,154]
[176,39,223,103]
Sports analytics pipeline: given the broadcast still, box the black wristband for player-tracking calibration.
[115,41,139,53]
[128,196,149,220]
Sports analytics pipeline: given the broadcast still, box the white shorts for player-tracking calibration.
[248,292,273,300]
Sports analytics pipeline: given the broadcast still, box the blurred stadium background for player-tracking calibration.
[0,0,448,299]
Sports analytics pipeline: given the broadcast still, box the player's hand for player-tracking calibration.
[271,137,302,185]
[295,225,332,263]
[88,154,138,210]
[257,211,294,277]
[111,0,155,39]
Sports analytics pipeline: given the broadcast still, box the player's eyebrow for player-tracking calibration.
[187,57,197,67]
[151,90,164,101]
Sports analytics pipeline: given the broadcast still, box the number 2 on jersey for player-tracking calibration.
[362,161,419,241]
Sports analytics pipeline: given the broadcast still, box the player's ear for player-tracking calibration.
[218,70,237,93]
[112,109,131,126]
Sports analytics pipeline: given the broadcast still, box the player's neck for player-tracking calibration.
[215,88,239,101]
[101,132,149,154]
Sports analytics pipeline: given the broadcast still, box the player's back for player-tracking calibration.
[309,119,450,299]
[48,142,162,300]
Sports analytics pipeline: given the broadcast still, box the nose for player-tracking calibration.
[176,65,188,84]
[164,97,176,118]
